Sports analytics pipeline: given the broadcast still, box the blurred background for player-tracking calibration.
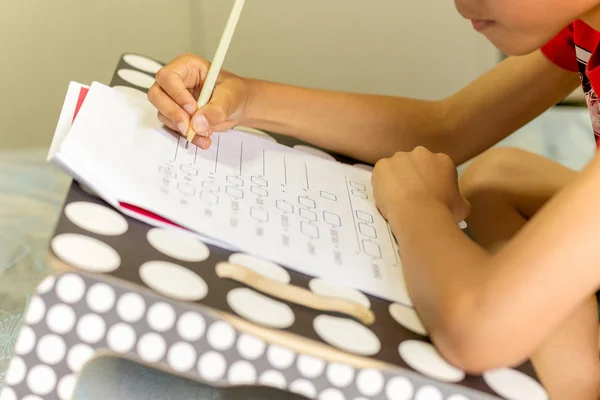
[0,1,595,399]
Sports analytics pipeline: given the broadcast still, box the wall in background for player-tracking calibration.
[193,0,499,99]
[1,0,501,149]
[0,0,192,149]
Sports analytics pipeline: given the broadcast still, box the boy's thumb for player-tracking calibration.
[191,102,229,136]
[192,84,242,134]
[451,196,472,224]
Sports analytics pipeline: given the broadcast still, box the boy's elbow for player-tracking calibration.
[430,295,529,375]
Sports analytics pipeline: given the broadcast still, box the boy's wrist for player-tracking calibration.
[388,197,454,234]
[240,77,269,127]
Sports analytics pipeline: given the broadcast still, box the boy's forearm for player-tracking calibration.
[242,78,446,165]
[389,201,488,325]
[241,51,579,166]
[387,201,494,368]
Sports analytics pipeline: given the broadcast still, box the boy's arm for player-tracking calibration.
[243,50,579,165]
[387,153,600,374]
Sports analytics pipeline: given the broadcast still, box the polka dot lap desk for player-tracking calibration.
[1,54,548,400]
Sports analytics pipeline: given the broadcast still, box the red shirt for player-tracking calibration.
[542,20,600,147]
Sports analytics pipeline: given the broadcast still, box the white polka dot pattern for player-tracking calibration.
[259,370,287,389]
[57,374,76,400]
[113,85,148,101]
[123,54,163,74]
[415,385,443,400]
[146,302,176,332]
[228,253,291,284]
[117,292,146,323]
[65,201,128,235]
[289,379,318,398]
[25,296,45,325]
[167,342,197,372]
[5,357,26,385]
[56,274,86,304]
[9,266,542,400]
[227,288,295,329]
[76,314,106,344]
[207,321,236,351]
[309,278,371,308]
[356,369,385,397]
[267,345,295,369]
[140,260,208,301]
[146,228,210,262]
[36,335,66,365]
[36,275,55,294]
[86,283,116,313]
[176,312,206,341]
[314,315,381,356]
[326,363,355,388]
[26,365,56,395]
[237,334,266,360]
[447,395,470,400]
[483,368,549,400]
[51,234,121,272]
[198,351,227,382]
[15,326,35,355]
[297,354,325,379]
[0,387,16,400]
[399,341,465,383]
[46,304,76,335]
[107,323,137,353]
[385,377,414,400]
[318,388,346,400]
[117,69,156,88]
[228,360,257,385]
[389,303,428,336]
[67,344,95,372]
[137,333,167,363]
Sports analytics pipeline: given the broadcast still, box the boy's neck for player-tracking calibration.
[581,4,600,30]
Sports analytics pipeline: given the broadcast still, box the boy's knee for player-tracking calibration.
[459,147,533,196]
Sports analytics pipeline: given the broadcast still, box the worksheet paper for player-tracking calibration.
[53,82,406,303]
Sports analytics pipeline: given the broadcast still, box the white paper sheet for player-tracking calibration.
[54,82,407,303]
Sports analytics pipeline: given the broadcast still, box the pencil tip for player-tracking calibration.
[185,141,189,149]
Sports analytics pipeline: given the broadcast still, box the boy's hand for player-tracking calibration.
[372,146,470,223]
[148,53,251,149]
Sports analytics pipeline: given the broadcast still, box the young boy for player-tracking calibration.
[148,1,600,398]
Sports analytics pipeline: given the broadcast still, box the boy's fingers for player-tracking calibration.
[157,112,179,133]
[452,196,472,223]
[148,84,191,136]
[155,60,202,115]
[192,136,212,150]
[157,111,212,150]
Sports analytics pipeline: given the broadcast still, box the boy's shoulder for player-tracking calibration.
[542,20,600,72]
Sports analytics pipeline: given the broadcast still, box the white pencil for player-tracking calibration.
[186,0,246,148]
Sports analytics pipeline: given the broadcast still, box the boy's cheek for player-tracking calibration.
[480,27,551,56]
[454,0,587,54]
